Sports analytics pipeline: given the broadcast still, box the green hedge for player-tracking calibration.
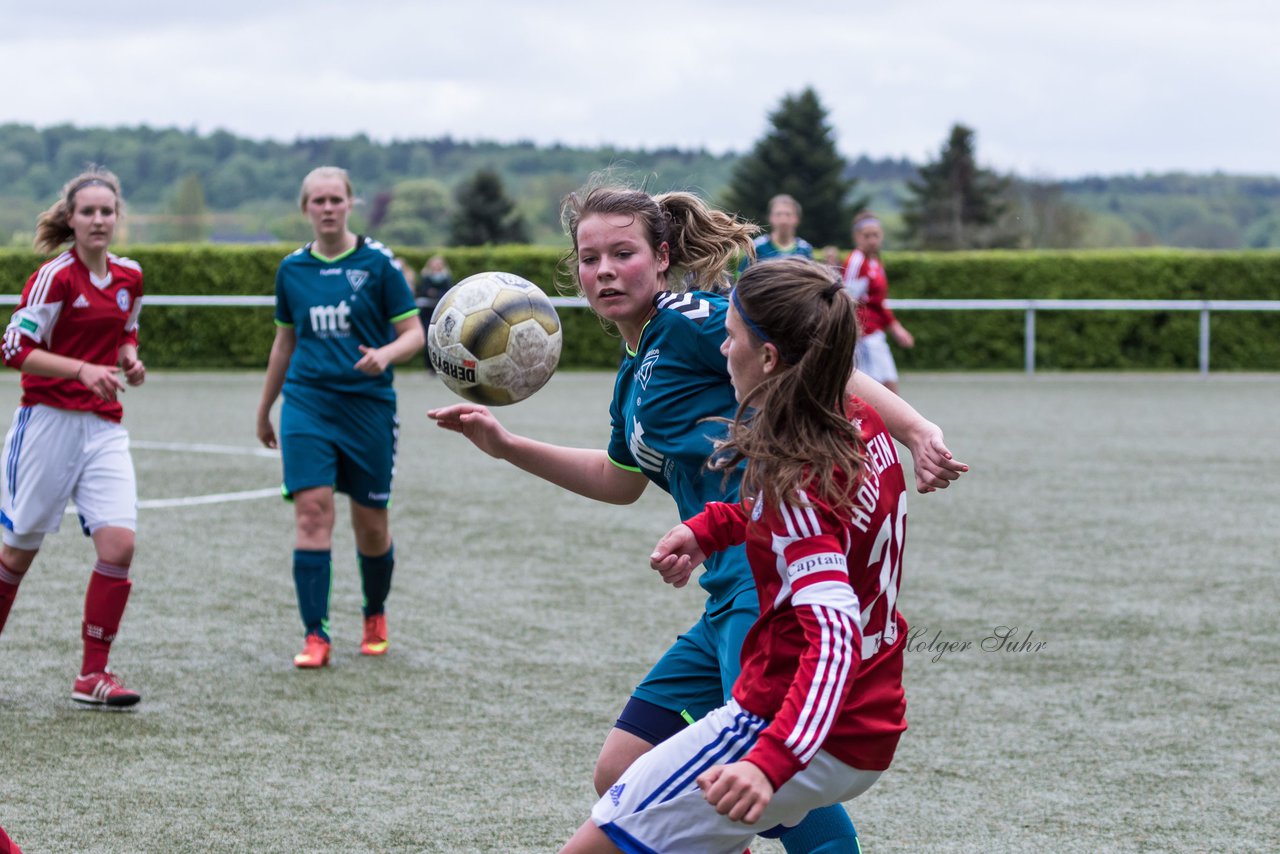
[2,246,1278,370]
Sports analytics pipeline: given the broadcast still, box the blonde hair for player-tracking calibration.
[299,166,354,210]
[559,183,758,296]
[34,167,124,254]
[712,257,866,515]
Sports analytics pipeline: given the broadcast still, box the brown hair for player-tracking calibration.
[559,183,758,296]
[714,257,866,514]
[34,167,124,253]
[299,166,354,210]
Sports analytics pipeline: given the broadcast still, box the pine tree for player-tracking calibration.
[901,124,1009,249]
[721,87,860,247]
[449,169,528,246]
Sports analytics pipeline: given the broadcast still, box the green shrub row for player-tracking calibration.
[1,246,1277,371]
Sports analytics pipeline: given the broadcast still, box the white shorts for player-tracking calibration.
[855,330,898,384]
[591,700,882,854]
[1,405,137,549]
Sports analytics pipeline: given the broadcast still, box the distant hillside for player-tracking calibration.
[2,123,1278,249]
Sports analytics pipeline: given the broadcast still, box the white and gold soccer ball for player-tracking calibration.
[427,271,563,406]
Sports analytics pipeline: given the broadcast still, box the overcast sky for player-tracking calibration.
[4,0,1277,178]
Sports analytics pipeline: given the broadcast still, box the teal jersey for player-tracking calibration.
[607,291,752,611]
[274,236,419,401]
[737,235,815,273]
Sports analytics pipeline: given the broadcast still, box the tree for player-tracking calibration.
[449,169,528,246]
[166,173,210,242]
[379,178,452,248]
[901,124,1009,250]
[721,87,861,246]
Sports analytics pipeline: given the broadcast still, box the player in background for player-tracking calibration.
[430,184,964,854]
[0,168,147,707]
[842,212,914,394]
[566,257,909,854]
[256,167,424,669]
[737,194,813,275]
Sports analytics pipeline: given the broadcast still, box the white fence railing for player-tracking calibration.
[3,295,1278,376]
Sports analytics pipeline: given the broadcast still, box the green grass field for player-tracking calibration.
[0,370,1276,853]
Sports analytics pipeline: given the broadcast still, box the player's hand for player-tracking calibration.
[120,354,146,386]
[354,345,391,376]
[696,762,775,825]
[905,421,968,493]
[76,362,126,402]
[427,403,512,459]
[891,324,915,349]
[256,413,278,450]
[650,524,705,588]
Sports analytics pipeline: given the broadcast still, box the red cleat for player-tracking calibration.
[72,669,141,708]
[293,633,331,669]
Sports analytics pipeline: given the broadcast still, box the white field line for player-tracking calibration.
[60,439,282,512]
[131,440,279,458]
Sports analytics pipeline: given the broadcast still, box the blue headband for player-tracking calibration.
[730,286,800,364]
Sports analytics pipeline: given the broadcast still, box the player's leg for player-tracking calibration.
[337,397,396,655]
[711,589,861,854]
[0,406,71,636]
[280,396,340,666]
[595,615,726,795]
[0,544,38,636]
[71,418,141,706]
[559,821,621,854]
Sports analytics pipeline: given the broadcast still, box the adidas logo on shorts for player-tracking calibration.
[608,783,625,806]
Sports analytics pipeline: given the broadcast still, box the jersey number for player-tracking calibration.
[859,491,906,659]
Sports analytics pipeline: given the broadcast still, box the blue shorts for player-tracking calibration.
[280,384,398,508]
[621,587,759,740]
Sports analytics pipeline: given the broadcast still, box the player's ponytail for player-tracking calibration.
[559,181,758,297]
[34,167,123,254]
[654,191,757,291]
[711,257,867,514]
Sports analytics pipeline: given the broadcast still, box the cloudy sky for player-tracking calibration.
[4,0,1277,177]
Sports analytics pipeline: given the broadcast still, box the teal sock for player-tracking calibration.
[780,804,860,854]
[358,544,395,618]
[293,549,331,641]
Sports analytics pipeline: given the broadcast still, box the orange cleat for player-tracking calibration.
[360,613,388,656]
[293,633,331,668]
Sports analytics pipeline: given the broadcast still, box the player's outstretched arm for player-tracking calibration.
[847,370,968,493]
[256,326,296,449]
[649,523,707,588]
[428,403,648,505]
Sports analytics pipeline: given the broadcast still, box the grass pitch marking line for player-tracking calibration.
[131,439,279,459]
[64,487,281,514]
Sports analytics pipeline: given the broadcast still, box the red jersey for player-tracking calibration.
[841,250,897,336]
[684,398,908,788]
[2,249,143,422]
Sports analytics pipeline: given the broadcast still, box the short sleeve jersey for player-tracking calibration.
[737,235,815,273]
[607,291,753,610]
[2,248,143,422]
[274,236,418,401]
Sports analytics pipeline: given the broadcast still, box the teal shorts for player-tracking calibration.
[279,385,398,509]
[629,587,760,725]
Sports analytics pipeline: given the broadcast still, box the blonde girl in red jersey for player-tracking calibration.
[563,258,910,854]
[0,168,146,707]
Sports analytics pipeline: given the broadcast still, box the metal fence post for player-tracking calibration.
[1199,305,1211,376]
[1025,307,1036,376]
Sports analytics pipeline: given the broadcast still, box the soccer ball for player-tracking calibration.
[427,271,563,406]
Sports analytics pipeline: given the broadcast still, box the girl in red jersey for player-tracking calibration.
[842,212,914,394]
[562,258,909,854]
[0,168,146,707]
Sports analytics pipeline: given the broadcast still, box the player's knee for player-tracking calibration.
[92,528,135,567]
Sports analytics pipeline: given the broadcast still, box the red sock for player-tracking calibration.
[81,561,131,675]
[0,558,27,636]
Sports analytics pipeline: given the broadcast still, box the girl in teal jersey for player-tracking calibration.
[429,184,965,854]
[257,167,423,669]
